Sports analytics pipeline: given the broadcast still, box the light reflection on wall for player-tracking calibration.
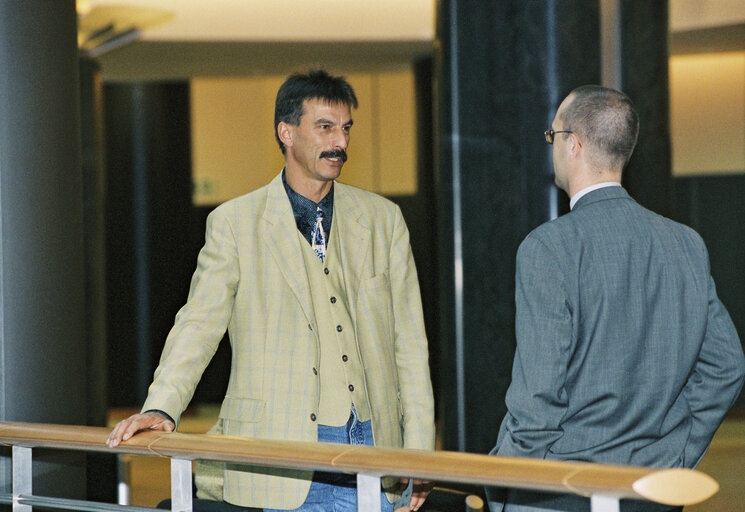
[669,51,745,176]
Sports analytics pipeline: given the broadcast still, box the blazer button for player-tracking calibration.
[342,354,348,362]
[336,325,343,332]
[330,296,337,304]
[324,268,330,275]
[348,384,354,392]
[312,367,318,375]
[308,324,313,330]
[310,413,317,422]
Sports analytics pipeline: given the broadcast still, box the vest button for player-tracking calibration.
[310,413,317,422]
[348,384,354,392]
[324,268,330,275]
[312,367,318,375]
[330,296,337,303]
[336,325,343,332]
[342,354,348,362]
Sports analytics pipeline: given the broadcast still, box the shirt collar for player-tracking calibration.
[570,182,622,210]
[281,168,334,233]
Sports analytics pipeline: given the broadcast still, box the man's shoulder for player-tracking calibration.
[620,198,706,248]
[523,197,706,255]
[522,212,575,245]
[335,181,392,203]
[335,181,399,213]
[212,180,276,214]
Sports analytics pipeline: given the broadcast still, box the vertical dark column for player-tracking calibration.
[411,57,440,408]
[0,0,87,498]
[618,0,672,215]
[435,0,600,454]
[80,56,117,502]
[104,83,193,407]
[80,57,109,429]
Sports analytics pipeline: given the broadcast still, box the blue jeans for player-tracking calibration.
[265,406,393,512]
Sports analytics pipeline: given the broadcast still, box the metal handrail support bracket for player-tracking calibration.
[356,473,381,512]
[12,446,32,512]
[591,494,621,512]
[170,458,192,512]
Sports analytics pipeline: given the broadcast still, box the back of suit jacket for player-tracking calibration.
[495,186,744,470]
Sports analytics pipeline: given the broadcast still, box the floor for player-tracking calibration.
[109,408,745,511]
[684,417,745,511]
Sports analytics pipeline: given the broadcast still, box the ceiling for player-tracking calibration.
[78,0,435,80]
[79,0,745,81]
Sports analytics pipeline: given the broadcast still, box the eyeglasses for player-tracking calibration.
[544,129,573,144]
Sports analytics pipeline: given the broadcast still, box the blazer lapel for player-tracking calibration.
[334,184,371,317]
[261,173,316,327]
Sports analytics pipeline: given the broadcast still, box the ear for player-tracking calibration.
[277,122,294,149]
[569,132,582,157]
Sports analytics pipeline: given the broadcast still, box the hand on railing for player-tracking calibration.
[106,411,175,447]
[393,478,434,512]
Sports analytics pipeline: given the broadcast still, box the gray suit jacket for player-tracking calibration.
[488,186,745,512]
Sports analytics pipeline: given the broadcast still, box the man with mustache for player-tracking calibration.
[107,70,435,512]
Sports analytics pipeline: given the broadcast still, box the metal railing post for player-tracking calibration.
[590,494,621,512]
[356,473,382,512]
[12,446,32,512]
[117,455,130,505]
[170,458,193,512]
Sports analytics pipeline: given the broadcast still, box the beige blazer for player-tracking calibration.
[142,172,435,509]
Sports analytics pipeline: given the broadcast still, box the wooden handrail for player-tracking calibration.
[0,421,718,507]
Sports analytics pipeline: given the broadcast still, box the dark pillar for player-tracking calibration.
[618,1,672,215]
[0,0,87,498]
[104,83,193,407]
[80,56,118,502]
[435,0,600,454]
[80,57,109,429]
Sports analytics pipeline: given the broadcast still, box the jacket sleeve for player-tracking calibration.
[682,271,745,467]
[141,204,240,425]
[389,205,436,451]
[494,235,572,459]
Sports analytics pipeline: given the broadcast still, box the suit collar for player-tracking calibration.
[262,172,316,324]
[570,182,621,209]
[572,185,631,211]
[260,175,372,328]
[330,183,372,282]
[263,171,294,225]
[333,183,370,232]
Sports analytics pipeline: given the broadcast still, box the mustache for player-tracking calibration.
[319,149,348,162]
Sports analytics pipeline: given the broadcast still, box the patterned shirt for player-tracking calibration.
[282,169,333,247]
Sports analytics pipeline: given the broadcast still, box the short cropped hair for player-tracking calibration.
[560,85,639,171]
[274,69,358,154]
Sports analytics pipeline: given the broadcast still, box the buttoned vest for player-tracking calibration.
[298,221,371,426]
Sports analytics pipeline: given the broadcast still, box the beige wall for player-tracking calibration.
[190,70,417,206]
[191,51,745,202]
[669,51,745,176]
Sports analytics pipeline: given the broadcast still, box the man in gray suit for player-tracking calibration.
[487,85,745,512]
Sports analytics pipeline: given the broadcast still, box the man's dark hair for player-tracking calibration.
[274,69,358,154]
[561,85,639,170]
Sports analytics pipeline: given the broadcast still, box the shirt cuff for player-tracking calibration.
[144,409,176,427]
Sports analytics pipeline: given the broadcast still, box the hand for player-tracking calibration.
[394,478,434,512]
[106,411,175,447]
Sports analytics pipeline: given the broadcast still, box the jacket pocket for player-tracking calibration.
[358,272,394,333]
[219,396,266,423]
